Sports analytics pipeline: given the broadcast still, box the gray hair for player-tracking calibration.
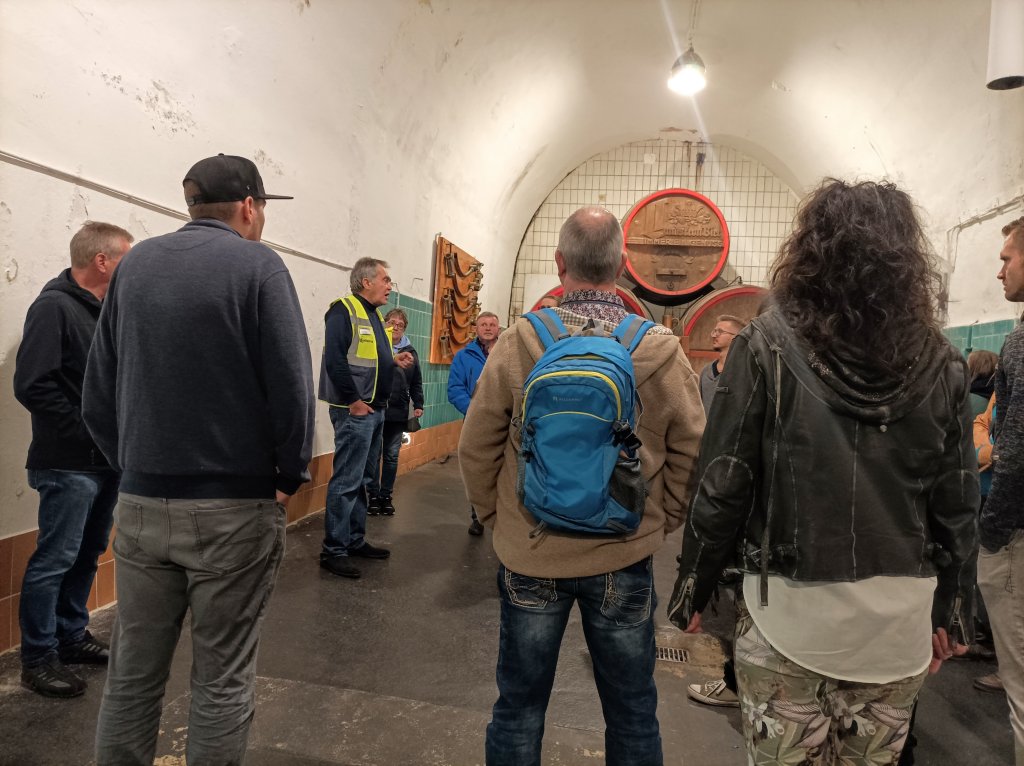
[350,257,389,293]
[70,221,133,268]
[557,207,623,284]
[476,311,499,325]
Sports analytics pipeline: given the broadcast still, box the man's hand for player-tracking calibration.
[276,490,291,507]
[350,400,374,416]
[929,627,968,674]
[684,612,703,634]
[413,408,423,418]
[394,351,414,369]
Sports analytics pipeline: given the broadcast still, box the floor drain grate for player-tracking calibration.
[655,646,689,663]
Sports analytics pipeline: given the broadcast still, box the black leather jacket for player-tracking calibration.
[669,308,979,638]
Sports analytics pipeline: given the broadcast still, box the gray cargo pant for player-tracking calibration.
[95,494,286,766]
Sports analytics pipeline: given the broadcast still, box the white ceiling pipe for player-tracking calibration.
[987,0,1024,89]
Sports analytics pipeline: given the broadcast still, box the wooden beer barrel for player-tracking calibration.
[678,285,767,374]
[622,188,730,306]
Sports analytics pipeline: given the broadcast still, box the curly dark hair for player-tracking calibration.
[769,179,943,375]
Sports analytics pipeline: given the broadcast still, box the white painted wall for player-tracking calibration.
[2,0,1023,538]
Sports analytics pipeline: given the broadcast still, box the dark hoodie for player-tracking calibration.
[14,269,112,471]
[675,306,979,634]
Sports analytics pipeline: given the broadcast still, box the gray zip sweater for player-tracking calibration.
[981,322,1024,551]
[83,219,315,499]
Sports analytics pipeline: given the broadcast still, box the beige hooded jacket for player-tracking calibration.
[459,310,705,578]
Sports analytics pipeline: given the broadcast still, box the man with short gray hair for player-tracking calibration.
[460,206,704,765]
[319,257,413,578]
[14,221,132,698]
[448,310,501,535]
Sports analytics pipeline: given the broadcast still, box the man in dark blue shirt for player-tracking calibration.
[318,257,412,578]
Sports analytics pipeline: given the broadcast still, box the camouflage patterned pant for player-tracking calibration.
[733,600,927,766]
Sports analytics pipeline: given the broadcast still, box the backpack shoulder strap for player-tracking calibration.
[612,315,655,353]
[524,308,570,350]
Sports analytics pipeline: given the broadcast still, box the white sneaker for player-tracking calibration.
[687,678,739,708]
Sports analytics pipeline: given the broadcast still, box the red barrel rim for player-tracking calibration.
[681,285,766,337]
[622,188,731,299]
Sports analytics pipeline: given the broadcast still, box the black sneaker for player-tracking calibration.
[320,556,361,579]
[380,496,395,516]
[367,496,383,516]
[468,519,484,536]
[349,542,390,559]
[58,631,109,665]
[22,656,87,698]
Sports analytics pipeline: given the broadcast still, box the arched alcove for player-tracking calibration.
[510,138,799,325]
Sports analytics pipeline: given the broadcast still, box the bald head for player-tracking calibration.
[556,207,624,285]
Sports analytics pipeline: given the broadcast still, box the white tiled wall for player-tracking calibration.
[510,139,800,321]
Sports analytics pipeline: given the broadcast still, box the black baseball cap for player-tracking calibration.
[183,154,293,206]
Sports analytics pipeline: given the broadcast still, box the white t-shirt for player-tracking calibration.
[742,573,936,683]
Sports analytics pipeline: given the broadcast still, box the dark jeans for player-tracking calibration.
[487,559,662,766]
[20,469,119,666]
[369,420,405,499]
[323,407,384,557]
[95,494,285,766]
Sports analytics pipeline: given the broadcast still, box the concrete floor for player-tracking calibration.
[0,456,1014,765]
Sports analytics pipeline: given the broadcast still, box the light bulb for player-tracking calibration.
[668,47,707,96]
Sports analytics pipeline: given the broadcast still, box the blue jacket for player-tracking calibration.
[447,340,488,415]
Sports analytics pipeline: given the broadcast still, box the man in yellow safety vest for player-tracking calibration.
[318,257,413,579]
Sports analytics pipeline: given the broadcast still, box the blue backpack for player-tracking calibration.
[516,309,654,536]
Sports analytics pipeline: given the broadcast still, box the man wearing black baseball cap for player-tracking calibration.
[85,154,314,765]
[182,153,294,206]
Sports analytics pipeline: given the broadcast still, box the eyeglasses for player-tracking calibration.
[387,320,406,330]
[710,328,736,337]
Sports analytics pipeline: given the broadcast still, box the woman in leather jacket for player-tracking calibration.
[667,179,979,765]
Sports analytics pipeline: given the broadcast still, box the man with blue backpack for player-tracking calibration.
[459,206,705,766]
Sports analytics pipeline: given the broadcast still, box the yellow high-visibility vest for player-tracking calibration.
[318,294,394,407]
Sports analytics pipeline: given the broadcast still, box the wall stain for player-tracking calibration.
[69,189,90,229]
[254,149,285,177]
[127,211,151,238]
[137,81,197,136]
[94,68,197,137]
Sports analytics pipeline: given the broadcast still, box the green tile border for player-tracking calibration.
[944,318,1019,356]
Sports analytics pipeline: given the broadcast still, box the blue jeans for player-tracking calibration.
[487,559,662,766]
[19,469,119,666]
[95,494,285,766]
[369,420,406,498]
[323,407,384,557]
